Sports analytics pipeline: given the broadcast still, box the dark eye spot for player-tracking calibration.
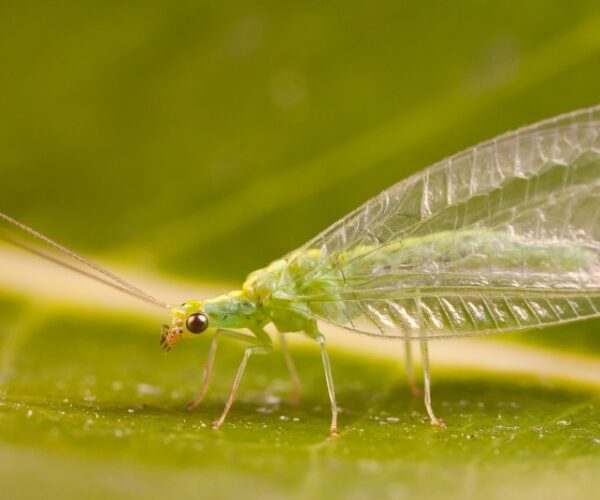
[186,313,209,334]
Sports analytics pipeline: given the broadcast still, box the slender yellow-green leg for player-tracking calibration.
[187,329,258,412]
[313,333,338,436]
[278,330,302,404]
[403,339,421,396]
[415,294,444,426]
[186,331,221,410]
[419,339,445,427]
[212,344,272,429]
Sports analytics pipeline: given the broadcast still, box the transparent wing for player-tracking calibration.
[274,105,600,339]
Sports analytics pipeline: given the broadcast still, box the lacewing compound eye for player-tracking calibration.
[186,313,209,334]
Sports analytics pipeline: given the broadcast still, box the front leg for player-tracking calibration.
[212,343,273,429]
[187,329,260,411]
[186,330,221,410]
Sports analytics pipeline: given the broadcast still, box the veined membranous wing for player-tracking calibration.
[272,106,600,339]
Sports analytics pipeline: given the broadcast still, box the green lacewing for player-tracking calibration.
[1,104,599,434]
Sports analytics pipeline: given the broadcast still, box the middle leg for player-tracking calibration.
[186,330,221,410]
[278,330,302,404]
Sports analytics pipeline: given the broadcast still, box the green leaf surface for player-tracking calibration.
[2,1,600,282]
[1,297,599,499]
[1,1,600,498]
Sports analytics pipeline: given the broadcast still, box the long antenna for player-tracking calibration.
[0,211,170,310]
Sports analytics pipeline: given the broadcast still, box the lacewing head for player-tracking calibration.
[160,301,211,353]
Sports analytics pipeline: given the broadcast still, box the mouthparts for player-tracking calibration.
[159,324,183,353]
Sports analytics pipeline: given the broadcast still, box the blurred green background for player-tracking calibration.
[2,0,600,282]
[1,1,600,499]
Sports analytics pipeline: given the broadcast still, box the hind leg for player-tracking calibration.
[403,339,421,396]
[420,339,445,427]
